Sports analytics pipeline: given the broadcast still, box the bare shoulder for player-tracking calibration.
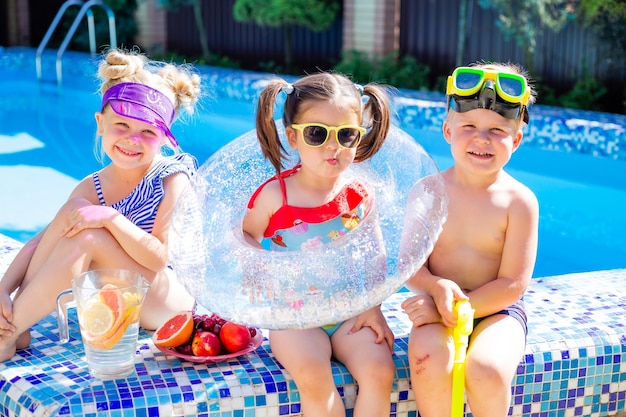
[505,173,539,216]
[251,178,283,212]
[243,178,283,241]
[67,174,99,202]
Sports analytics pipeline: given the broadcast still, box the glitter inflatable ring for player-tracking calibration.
[169,125,447,329]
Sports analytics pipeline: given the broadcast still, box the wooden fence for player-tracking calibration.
[164,0,344,73]
[163,0,624,94]
[399,0,625,90]
[6,0,626,100]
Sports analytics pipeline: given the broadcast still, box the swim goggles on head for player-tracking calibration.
[101,82,178,147]
[446,67,530,123]
[290,123,366,149]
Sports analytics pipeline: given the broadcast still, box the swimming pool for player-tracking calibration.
[1,47,625,278]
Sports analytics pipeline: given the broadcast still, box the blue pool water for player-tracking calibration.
[1,48,625,279]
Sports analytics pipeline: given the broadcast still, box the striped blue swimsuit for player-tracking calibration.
[92,154,197,233]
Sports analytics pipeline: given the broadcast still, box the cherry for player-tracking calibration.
[176,343,193,356]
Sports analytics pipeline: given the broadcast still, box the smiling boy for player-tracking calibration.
[402,62,539,417]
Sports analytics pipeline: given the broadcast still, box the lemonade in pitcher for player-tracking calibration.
[57,269,150,380]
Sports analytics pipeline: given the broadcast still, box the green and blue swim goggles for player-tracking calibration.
[446,67,530,123]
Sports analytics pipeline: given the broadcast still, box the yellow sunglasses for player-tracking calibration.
[446,67,530,106]
[291,123,366,149]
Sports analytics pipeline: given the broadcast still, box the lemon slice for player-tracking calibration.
[79,299,116,337]
[123,291,142,308]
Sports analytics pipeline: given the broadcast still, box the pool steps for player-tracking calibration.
[36,0,117,89]
[0,234,624,417]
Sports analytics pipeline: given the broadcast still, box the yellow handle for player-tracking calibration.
[451,300,474,417]
[454,300,474,337]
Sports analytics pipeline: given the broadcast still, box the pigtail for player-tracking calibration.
[354,83,391,162]
[256,80,289,173]
[158,64,202,117]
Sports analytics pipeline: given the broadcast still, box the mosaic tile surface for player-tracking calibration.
[1,235,625,417]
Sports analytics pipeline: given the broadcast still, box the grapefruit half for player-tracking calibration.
[153,311,194,348]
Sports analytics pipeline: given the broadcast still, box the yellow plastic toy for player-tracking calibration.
[451,299,475,417]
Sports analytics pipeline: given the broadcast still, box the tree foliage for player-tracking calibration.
[233,0,340,71]
[233,0,340,30]
[478,0,577,67]
[335,50,431,91]
[577,0,626,56]
[156,0,210,61]
[477,0,626,62]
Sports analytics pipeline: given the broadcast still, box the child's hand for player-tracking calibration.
[401,294,441,327]
[349,306,395,352]
[62,205,120,237]
[432,279,468,328]
[0,292,16,336]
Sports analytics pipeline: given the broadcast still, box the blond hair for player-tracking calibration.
[97,48,202,120]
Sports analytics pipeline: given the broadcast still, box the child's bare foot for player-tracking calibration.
[16,330,31,350]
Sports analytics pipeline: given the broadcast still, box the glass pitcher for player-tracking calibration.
[56,269,150,380]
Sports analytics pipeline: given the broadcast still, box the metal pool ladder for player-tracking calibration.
[36,0,116,89]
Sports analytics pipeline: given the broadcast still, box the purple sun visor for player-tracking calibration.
[101,82,178,147]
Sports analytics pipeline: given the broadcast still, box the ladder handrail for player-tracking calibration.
[36,0,117,89]
[36,0,84,81]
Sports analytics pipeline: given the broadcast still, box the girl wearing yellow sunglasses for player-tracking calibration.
[243,72,395,417]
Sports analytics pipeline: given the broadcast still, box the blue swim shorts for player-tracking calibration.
[473,298,528,337]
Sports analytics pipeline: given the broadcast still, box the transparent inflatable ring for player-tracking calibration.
[169,125,447,329]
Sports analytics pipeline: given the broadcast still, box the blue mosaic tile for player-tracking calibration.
[0,250,624,417]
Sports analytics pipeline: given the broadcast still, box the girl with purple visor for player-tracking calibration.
[0,48,202,360]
